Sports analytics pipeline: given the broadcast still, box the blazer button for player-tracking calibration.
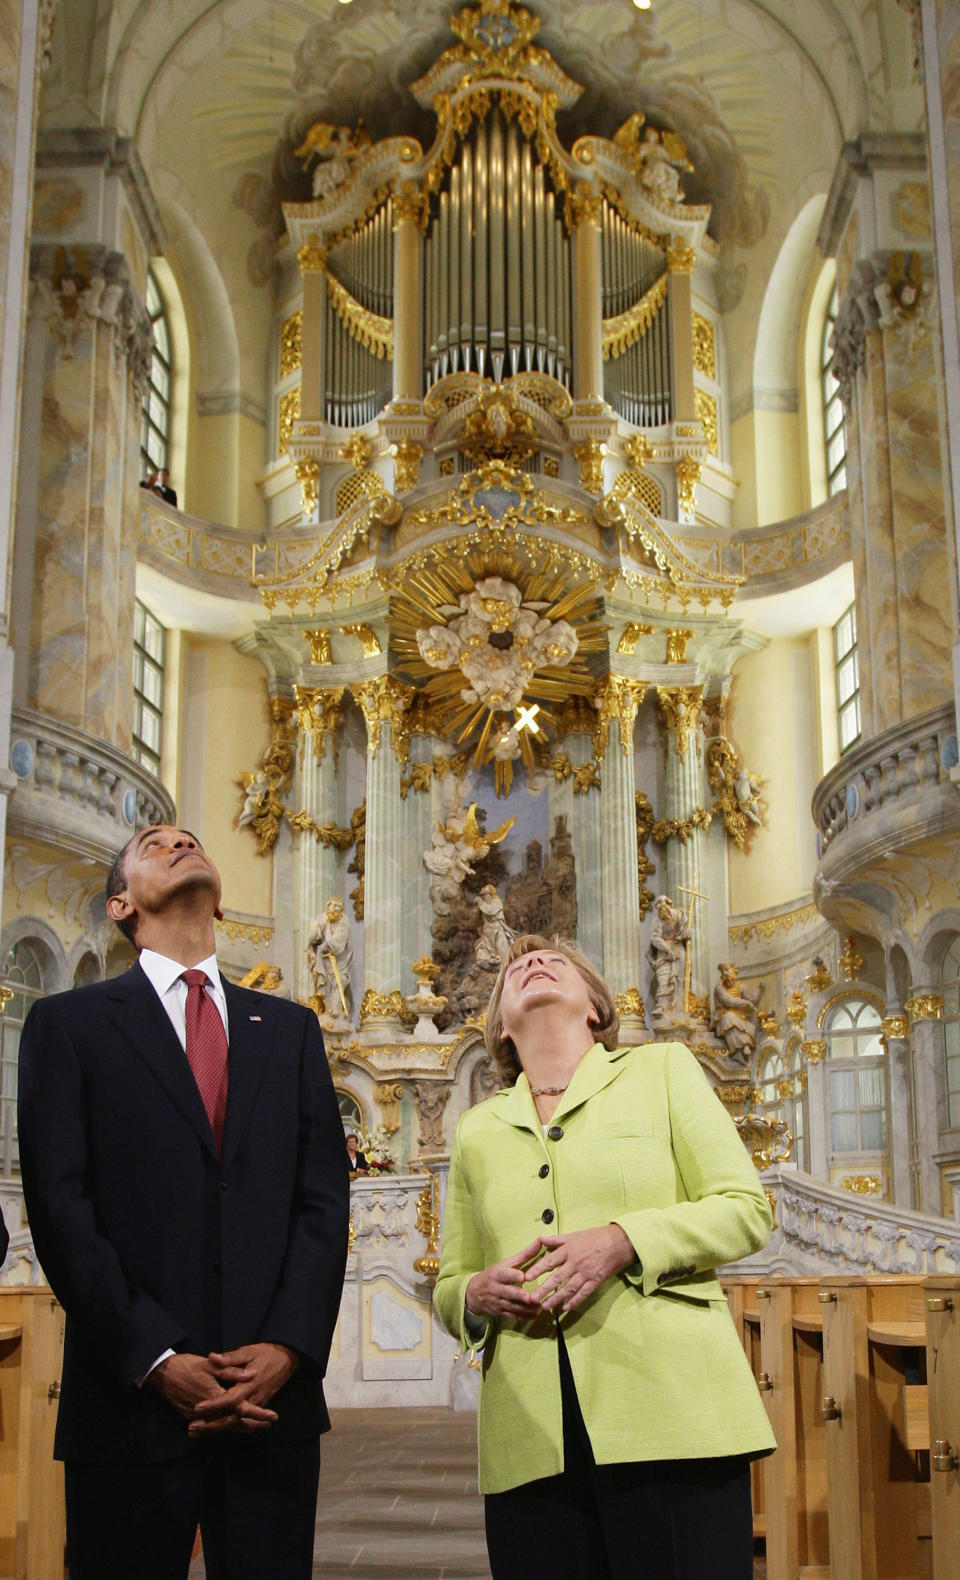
[547,1125,564,1141]
[220,1180,228,1192]
[538,1163,550,1179]
[541,1208,555,1224]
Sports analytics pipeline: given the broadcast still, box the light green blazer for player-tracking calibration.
[434,1040,776,1494]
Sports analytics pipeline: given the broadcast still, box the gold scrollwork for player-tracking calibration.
[665,629,691,664]
[392,179,429,229]
[716,1083,752,1111]
[839,1175,882,1196]
[305,629,331,665]
[882,1013,910,1040]
[602,272,668,360]
[592,675,647,760]
[392,441,423,493]
[280,310,302,377]
[295,457,320,518]
[567,183,604,229]
[374,1080,405,1134]
[838,936,865,981]
[692,313,715,379]
[802,1039,827,1064]
[786,991,809,1028]
[413,1173,441,1281]
[675,455,702,516]
[614,988,645,1020]
[278,388,301,456]
[399,753,470,799]
[324,270,393,359]
[905,993,944,1022]
[728,904,819,946]
[655,685,703,760]
[352,676,416,762]
[362,992,409,1026]
[617,622,653,655]
[550,752,602,795]
[635,791,655,919]
[215,918,275,948]
[573,439,605,495]
[694,390,718,456]
[666,240,696,274]
[734,1113,794,1170]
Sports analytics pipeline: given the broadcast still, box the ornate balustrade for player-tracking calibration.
[681,492,849,595]
[812,702,958,870]
[7,707,175,862]
[756,1164,960,1277]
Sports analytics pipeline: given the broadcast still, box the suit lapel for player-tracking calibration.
[489,1042,633,1134]
[219,980,272,1173]
[103,962,218,1158]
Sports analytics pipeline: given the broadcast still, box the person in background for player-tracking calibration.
[345,1132,368,1176]
[153,467,177,506]
[435,933,775,1580]
[18,824,350,1580]
[140,468,156,490]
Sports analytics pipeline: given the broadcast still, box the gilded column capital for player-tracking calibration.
[674,455,701,517]
[592,675,647,760]
[881,1012,910,1041]
[569,184,603,229]
[351,675,416,761]
[305,629,331,664]
[905,992,944,1023]
[392,180,429,229]
[801,1038,827,1064]
[667,240,697,274]
[297,234,327,273]
[293,685,345,765]
[655,685,704,759]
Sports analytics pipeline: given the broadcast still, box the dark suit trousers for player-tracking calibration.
[484,1329,754,1580]
[65,1435,320,1580]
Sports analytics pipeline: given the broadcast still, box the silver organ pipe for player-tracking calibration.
[324,197,394,428]
[425,111,572,390]
[600,197,672,427]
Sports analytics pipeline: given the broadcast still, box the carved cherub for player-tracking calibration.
[293,120,371,200]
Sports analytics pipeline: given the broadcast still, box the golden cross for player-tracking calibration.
[514,703,542,735]
[676,871,709,1016]
[677,870,710,925]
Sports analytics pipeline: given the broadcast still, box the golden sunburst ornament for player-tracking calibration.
[388,547,606,795]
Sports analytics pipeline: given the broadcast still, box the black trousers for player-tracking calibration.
[485,1332,755,1580]
[64,1435,321,1580]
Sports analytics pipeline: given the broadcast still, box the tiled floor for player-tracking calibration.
[188,1407,767,1577]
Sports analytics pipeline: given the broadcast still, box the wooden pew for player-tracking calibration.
[0,1287,65,1580]
[924,1277,960,1580]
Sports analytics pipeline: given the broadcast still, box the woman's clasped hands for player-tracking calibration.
[465,1223,636,1319]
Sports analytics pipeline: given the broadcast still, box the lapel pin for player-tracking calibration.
[249,1015,262,1022]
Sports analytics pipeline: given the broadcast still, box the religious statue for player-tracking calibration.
[413,1082,452,1152]
[475,884,516,970]
[307,897,354,1030]
[236,739,295,854]
[733,766,764,827]
[293,120,371,200]
[613,113,693,205]
[649,894,690,1023]
[712,962,762,1066]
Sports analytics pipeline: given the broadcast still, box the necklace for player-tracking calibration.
[530,1084,568,1096]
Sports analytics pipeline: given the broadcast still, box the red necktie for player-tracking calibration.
[182,969,229,1152]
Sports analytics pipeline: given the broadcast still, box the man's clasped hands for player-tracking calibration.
[147,1342,300,1436]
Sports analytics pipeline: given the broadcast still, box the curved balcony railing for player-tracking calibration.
[754,1165,960,1276]
[681,492,849,595]
[812,702,958,865]
[7,707,175,863]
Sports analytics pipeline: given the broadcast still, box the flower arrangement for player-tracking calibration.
[359,1124,396,1175]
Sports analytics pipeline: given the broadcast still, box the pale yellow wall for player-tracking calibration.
[727,635,821,913]
[754,409,804,526]
[184,411,266,532]
[177,636,273,917]
[729,411,758,531]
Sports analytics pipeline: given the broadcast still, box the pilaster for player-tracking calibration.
[593,676,646,1034]
[571,186,604,406]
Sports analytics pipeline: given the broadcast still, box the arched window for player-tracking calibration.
[788,1041,808,1171]
[942,937,960,1130]
[1,940,49,1178]
[821,284,846,496]
[336,1088,364,1137]
[824,997,886,1155]
[141,271,171,478]
[758,1049,786,1124]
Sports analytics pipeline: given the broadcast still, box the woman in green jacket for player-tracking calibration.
[434,934,775,1579]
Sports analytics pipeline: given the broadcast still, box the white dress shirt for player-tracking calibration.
[135,949,229,1384]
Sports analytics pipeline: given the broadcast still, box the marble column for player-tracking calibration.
[392,187,422,402]
[0,1,55,874]
[902,992,946,1214]
[560,732,602,964]
[298,251,327,420]
[594,677,646,1035]
[571,187,604,405]
[802,1040,829,1180]
[666,242,696,422]
[656,686,708,999]
[881,1010,914,1209]
[821,135,953,735]
[917,0,960,728]
[292,686,345,1001]
[352,676,413,1028]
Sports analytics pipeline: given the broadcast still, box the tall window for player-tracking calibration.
[133,600,165,775]
[834,602,861,752]
[1,940,48,1178]
[821,284,847,495]
[942,937,960,1130]
[825,998,886,1155]
[141,271,171,478]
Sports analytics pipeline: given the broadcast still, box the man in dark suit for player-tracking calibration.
[18,824,350,1580]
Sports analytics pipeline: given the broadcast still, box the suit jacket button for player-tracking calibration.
[212,1259,221,1273]
[547,1125,564,1141]
[220,1180,228,1192]
[541,1208,555,1224]
[538,1163,550,1179]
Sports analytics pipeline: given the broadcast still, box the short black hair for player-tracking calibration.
[106,834,138,945]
